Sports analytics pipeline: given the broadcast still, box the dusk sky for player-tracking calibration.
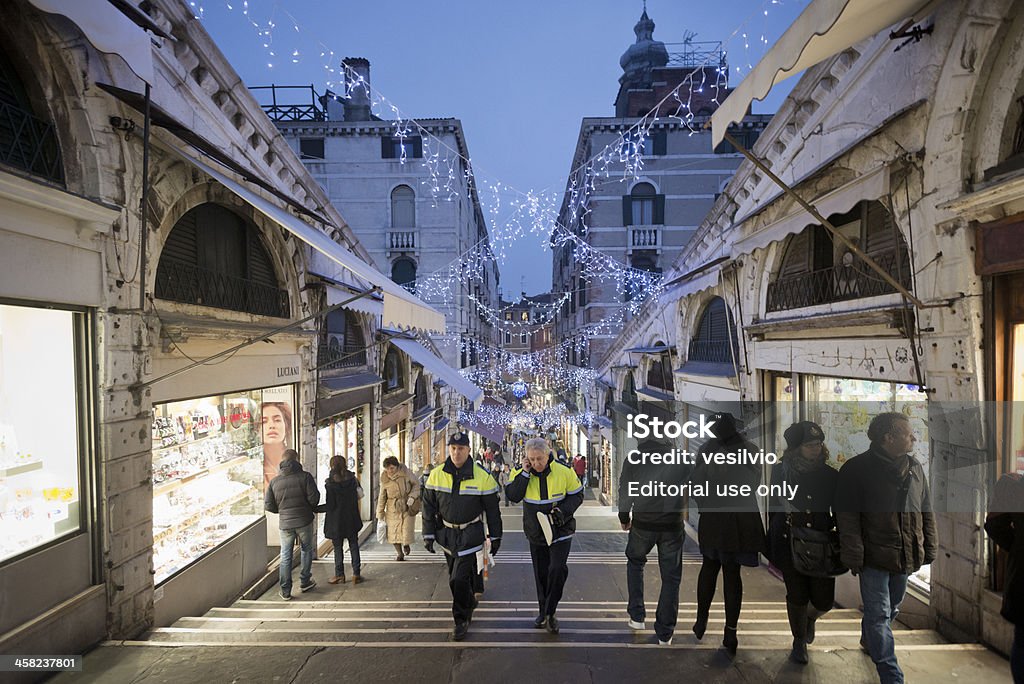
[198,0,808,297]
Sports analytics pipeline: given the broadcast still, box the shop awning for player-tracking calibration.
[595,416,613,429]
[710,0,935,148]
[434,417,451,432]
[461,417,507,446]
[388,337,484,409]
[320,372,383,394]
[309,269,385,317]
[596,376,615,391]
[636,386,676,403]
[28,0,155,84]
[625,345,675,354]
[733,164,890,253]
[163,145,446,333]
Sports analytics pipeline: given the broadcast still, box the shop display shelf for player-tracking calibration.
[152,430,224,456]
[153,487,253,544]
[0,460,43,477]
[153,454,252,497]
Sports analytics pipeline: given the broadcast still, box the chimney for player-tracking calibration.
[341,57,372,122]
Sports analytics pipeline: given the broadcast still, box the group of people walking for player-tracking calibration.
[264,410,1022,684]
[618,411,939,684]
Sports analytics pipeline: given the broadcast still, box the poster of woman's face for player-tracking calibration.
[261,401,293,490]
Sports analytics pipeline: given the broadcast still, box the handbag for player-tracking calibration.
[787,513,847,578]
[376,519,387,545]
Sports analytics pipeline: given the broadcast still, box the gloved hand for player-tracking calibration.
[550,507,566,528]
[489,538,501,556]
[424,539,436,554]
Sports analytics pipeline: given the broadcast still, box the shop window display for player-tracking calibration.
[0,305,84,564]
[152,385,294,583]
[316,408,368,541]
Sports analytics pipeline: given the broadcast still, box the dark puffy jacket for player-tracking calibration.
[984,474,1024,625]
[265,459,320,530]
[766,458,839,574]
[690,434,766,554]
[320,476,362,540]
[617,449,692,533]
[835,448,936,574]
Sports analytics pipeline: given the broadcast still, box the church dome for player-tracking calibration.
[619,10,669,80]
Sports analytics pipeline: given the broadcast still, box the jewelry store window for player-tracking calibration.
[0,303,89,564]
[151,384,295,583]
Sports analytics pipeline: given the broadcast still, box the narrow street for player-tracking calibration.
[54,494,1010,683]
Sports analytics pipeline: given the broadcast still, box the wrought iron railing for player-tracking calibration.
[0,101,64,184]
[155,260,290,318]
[765,246,912,313]
[249,85,325,122]
[317,343,366,371]
[688,338,736,365]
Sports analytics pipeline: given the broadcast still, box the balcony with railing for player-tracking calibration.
[249,84,325,122]
[687,338,736,365]
[154,260,290,318]
[0,101,64,184]
[387,230,417,251]
[630,227,661,250]
[765,246,912,313]
[317,342,367,371]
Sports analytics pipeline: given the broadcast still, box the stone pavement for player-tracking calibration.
[52,493,1014,683]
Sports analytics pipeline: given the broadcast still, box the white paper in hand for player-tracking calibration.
[376,520,387,545]
[536,511,554,546]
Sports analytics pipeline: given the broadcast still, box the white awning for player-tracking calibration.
[710,0,935,148]
[388,337,484,409]
[734,163,889,253]
[324,282,385,318]
[28,0,154,84]
[660,268,721,302]
[167,144,446,333]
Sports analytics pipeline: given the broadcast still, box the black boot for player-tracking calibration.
[722,625,738,655]
[786,600,809,643]
[789,637,809,664]
[692,608,709,640]
[805,607,823,645]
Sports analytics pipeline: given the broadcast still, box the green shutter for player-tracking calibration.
[412,137,423,158]
[381,136,394,158]
[653,195,665,225]
[652,130,667,156]
[622,196,632,225]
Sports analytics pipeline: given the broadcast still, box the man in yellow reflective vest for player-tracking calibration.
[422,432,502,641]
[505,437,584,634]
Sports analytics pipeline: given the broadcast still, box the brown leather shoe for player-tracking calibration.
[328,575,344,585]
[352,575,364,584]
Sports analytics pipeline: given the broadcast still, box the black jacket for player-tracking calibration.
[766,458,839,574]
[318,476,362,540]
[617,449,691,533]
[835,448,937,574]
[265,459,320,530]
[506,455,584,546]
[422,457,502,556]
[691,433,765,554]
[985,474,1024,625]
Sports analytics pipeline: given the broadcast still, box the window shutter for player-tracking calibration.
[381,136,394,159]
[653,195,666,225]
[248,232,277,287]
[622,196,632,225]
[652,130,667,156]
[864,201,898,254]
[412,136,423,158]
[161,209,198,263]
[779,228,812,278]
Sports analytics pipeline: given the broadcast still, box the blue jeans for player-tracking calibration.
[859,567,909,684]
[279,522,316,593]
[331,535,361,577]
[625,527,684,641]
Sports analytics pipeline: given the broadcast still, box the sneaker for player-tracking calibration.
[352,575,364,585]
[545,616,560,634]
[300,579,317,592]
[328,575,344,585]
[628,619,646,630]
[658,637,673,646]
[453,620,469,641]
[533,615,548,629]
[279,589,292,601]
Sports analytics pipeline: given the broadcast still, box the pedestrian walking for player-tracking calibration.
[264,449,320,600]
[422,432,503,641]
[505,437,584,634]
[618,437,691,645]
[767,421,843,664]
[377,456,420,560]
[497,464,511,507]
[317,455,364,585]
[836,412,936,684]
[690,412,765,655]
[573,453,588,488]
[984,472,1024,683]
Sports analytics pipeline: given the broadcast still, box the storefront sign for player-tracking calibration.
[976,215,1024,275]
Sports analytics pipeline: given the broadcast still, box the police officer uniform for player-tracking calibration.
[422,432,502,640]
[505,451,583,633]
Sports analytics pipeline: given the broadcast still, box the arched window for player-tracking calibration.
[0,49,63,184]
[646,343,674,391]
[688,297,738,365]
[766,201,911,312]
[603,387,615,417]
[622,371,638,409]
[391,257,416,290]
[155,203,288,317]
[383,346,404,391]
[321,309,366,369]
[414,372,428,413]
[391,185,415,228]
[630,182,656,225]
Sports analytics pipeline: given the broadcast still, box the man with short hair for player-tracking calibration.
[573,453,588,488]
[265,448,320,600]
[836,412,936,684]
[422,432,503,641]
